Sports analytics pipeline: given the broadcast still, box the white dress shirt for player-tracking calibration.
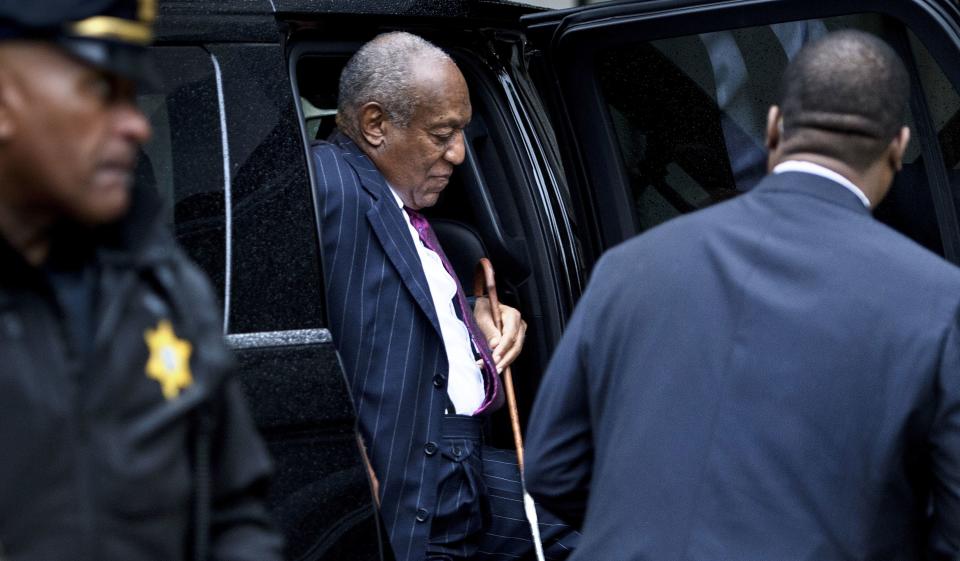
[772,160,871,208]
[388,187,486,415]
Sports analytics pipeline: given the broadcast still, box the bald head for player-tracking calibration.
[776,30,909,171]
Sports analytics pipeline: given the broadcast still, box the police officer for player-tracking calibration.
[0,2,284,560]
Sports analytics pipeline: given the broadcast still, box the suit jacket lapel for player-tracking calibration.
[334,134,443,339]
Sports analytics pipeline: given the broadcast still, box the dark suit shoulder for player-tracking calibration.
[608,178,960,328]
[310,139,353,178]
[857,216,960,312]
[602,199,725,266]
[311,139,367,206]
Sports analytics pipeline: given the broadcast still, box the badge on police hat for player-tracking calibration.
[72,0,156,42]
[0,0,159,85]
[144,319,193,400]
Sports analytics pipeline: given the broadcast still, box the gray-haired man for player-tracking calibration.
[311,32,578,561]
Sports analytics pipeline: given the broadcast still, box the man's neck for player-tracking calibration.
[0,202,55,266]
[772,153,879,207]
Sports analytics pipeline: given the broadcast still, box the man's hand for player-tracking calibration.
[473,296,527,372]
[357,434,380,505]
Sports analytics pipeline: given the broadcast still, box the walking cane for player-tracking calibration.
[474,258,546,561]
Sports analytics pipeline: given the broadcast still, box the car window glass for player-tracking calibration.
[209,45,325,334]
[136,47,227,306]
[909,29,960,212]
[597,13,954,256]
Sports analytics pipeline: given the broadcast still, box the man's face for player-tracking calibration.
[373,60,471,210]
[0,42,152,225]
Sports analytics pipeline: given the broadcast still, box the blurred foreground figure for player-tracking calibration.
[526,30,960,561]
[0,2,283,560]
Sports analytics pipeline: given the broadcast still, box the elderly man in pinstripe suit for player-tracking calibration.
[311,32,577,561]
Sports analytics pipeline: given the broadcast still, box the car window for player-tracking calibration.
[138,45,326,334]
[208,44,326,335]
[909,28,960,198]
[136,47,228,307]
[596,13,957,256]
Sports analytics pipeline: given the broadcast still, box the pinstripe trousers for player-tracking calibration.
[427,416,578,561]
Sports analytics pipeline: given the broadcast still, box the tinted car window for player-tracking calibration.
[137,44,327,335]
[909,29,960,224]
[208,44,325,334]
[136,47,227,307]
[597,13,954,256]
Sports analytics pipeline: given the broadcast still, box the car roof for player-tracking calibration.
[157,0,539,42]
[159,0,538,20]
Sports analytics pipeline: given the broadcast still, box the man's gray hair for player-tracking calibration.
[337,32,453,141]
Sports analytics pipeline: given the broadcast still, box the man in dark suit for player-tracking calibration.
[525,30,960,560]
[311,32,577,561]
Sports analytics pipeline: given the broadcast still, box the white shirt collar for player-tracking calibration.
[387,184,405,209]
[386,182,487,414]
[772,160,871,208]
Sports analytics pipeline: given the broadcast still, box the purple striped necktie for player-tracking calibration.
[404,207,503,415]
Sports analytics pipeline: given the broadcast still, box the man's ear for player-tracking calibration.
[889,126,911,172]
[358,102,387,148]
[765,105,782,151]
[765,105,783,172]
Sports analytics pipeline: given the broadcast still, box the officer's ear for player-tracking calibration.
[358,102,388,148]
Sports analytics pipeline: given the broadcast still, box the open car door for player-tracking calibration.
[522,0,960,270]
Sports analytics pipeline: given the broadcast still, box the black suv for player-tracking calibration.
[141,1,960,559]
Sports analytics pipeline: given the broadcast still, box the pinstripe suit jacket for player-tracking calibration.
[312,132,449,561]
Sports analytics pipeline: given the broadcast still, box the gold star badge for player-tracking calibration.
[144,319,193,400]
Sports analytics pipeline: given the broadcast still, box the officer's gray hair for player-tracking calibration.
[336,32,453,141]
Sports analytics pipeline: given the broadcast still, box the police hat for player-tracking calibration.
[0,0,157,85]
